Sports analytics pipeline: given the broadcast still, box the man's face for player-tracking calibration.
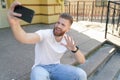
[53,18,71,36]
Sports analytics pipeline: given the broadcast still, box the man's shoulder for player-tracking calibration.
[36,29,52,34]
[37,29,52,32]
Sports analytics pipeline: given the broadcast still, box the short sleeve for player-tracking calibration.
[35,29,51,41]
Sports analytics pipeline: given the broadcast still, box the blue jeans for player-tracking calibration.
[31,64,87,80]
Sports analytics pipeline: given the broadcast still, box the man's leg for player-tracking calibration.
[31,66,50,80]
[50,64,87,80]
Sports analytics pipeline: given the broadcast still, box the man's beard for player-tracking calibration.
[53,27,66,36]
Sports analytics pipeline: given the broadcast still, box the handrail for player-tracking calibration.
[105,1,120,38]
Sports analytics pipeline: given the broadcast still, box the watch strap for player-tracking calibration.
[71,46,79,53]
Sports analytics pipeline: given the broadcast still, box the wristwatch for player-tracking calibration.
[71,46,79,53]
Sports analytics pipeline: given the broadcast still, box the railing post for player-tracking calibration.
[117,12,120,31]
[83,1,85,20]
[112,4,116,34]
[101,1,105,23]
[69,2,70,14]
[105,1,110,39]
[77,1,79,22]
[91,1,94,22]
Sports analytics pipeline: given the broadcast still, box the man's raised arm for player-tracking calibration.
[7,1,40,44]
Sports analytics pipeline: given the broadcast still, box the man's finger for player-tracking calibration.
[13,12,22,17]
[10,0,21,11]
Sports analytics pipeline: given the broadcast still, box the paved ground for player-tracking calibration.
[0,21,107,80]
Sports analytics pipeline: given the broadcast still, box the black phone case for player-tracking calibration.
[14,5,35,23]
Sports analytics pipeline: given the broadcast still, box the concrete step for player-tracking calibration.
[61,39,105,65]
[79,43,116,78]
[88,52,120,80]
[115,69,120,80]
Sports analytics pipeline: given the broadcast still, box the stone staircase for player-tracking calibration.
[88,52,120,80]
[79,42,120,80]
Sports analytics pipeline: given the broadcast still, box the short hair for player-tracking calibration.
[59,13,73,25]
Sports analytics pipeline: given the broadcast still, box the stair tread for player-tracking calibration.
[61,39,103,65]
[79,44,115,77]
[90,52,120,80]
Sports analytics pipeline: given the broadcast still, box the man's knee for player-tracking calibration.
[75,68,87,80]
[31,66,50,80]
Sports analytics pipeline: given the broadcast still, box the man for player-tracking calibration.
[7,1,87,80]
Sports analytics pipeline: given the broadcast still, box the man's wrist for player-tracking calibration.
[71,46,79,53]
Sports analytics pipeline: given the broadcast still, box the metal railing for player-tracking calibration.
[65,1,108,23]
[105,1,120,38]
[64,1,120,38]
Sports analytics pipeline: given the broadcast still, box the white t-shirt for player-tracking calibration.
[33,29,67,67]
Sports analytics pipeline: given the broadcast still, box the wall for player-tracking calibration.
[7,0,64,25]
[0,0,9,28]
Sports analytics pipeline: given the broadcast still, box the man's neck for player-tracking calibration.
[55,36,63,42]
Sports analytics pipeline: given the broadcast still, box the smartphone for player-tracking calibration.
[14,5,35,23]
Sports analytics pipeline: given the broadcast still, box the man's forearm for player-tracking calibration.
[74,50,86,64]
[10,22,27,43]
[9,19,40,44]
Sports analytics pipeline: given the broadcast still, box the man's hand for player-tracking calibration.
[7,0,22,26]
[61,35,76,51]
[61,35,86,64]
